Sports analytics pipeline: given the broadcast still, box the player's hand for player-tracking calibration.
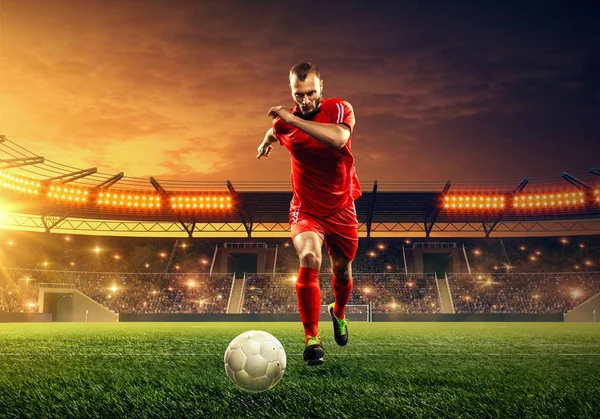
[256,141,273,159]
[268,106,295,124]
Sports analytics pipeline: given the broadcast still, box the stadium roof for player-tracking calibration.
[2,136,600,237]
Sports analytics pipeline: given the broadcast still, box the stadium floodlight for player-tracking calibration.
[47,185,88,203]
[0,171,41,194]
[513,191,584,209]
[443,194,505,210]
[170,194,232,210]
[97,191,162,209]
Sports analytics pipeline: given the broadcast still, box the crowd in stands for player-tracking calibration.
[0,268,232,314]
[1,231,599,315]
[0,231,216,273]
[448,272,600,314]
[272,239,407,274]
[464,236,600,273]
[242,273,440,314]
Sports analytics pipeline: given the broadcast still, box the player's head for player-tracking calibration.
[289,62,323,117]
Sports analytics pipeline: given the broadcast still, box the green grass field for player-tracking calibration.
[0,322,599,418]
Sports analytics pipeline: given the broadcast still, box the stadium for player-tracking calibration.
[1,136,599,417]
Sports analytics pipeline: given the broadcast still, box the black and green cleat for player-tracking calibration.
[328,302,349,346]
[303,335,324,366]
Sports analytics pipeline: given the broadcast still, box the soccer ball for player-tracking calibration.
[224,330,286,392]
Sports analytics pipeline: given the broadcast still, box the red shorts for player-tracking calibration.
[289,203,359,261]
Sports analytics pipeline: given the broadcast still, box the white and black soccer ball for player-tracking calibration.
[224,330,286,392]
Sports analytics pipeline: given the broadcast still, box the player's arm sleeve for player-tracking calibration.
[334,101,355,135]
[271,117,284,145]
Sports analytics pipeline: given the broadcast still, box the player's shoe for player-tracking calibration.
[328,302,349,346]
[303,334,324,366]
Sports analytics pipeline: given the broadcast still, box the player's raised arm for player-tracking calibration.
[256,128,277,159]
[268,105,351,150]
[290,115,350,150]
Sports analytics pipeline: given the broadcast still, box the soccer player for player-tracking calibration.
[256,62,361,366]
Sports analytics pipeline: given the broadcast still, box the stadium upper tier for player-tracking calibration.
[2,136,600,237]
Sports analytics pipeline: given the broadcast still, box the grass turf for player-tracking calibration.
[0,322,599,418]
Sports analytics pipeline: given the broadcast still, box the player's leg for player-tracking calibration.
[330,253,354,319]
[293,229,323,340]
[290,213,326,365]
[324,204,359,346]
[327,250,355,346]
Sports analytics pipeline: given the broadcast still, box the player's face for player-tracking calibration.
[290,73,323,117]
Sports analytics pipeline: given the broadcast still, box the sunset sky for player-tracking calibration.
[0,0,599,186]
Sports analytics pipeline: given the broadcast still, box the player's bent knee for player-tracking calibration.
[332,259,352,280]
[299,251,321,269]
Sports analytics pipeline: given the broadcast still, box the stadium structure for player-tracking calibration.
[1,135,600,324]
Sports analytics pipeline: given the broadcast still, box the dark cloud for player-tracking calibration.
[1,0,598,184]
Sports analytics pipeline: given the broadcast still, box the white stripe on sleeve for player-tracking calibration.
[336,102,344,124]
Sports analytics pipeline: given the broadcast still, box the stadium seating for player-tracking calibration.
[242,273,440,314]
[448,272,600,314]
[1,232,599,315]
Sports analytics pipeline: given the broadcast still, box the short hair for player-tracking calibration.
[289,62,321,81]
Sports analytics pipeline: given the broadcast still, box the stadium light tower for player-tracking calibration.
[40,167,118,233]
[589,167,600,177]
[482,177,528,237]
[425,180,451,238]
[562,172,594,205]
[151,176,200,238]
[94,172,124,190]
[561,172,593,191]
[366,180,378,238]
[0,156,45,170]
[43,167,97,185]
[227,180,252,238]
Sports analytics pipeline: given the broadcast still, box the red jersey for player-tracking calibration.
[272,97,361,217]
